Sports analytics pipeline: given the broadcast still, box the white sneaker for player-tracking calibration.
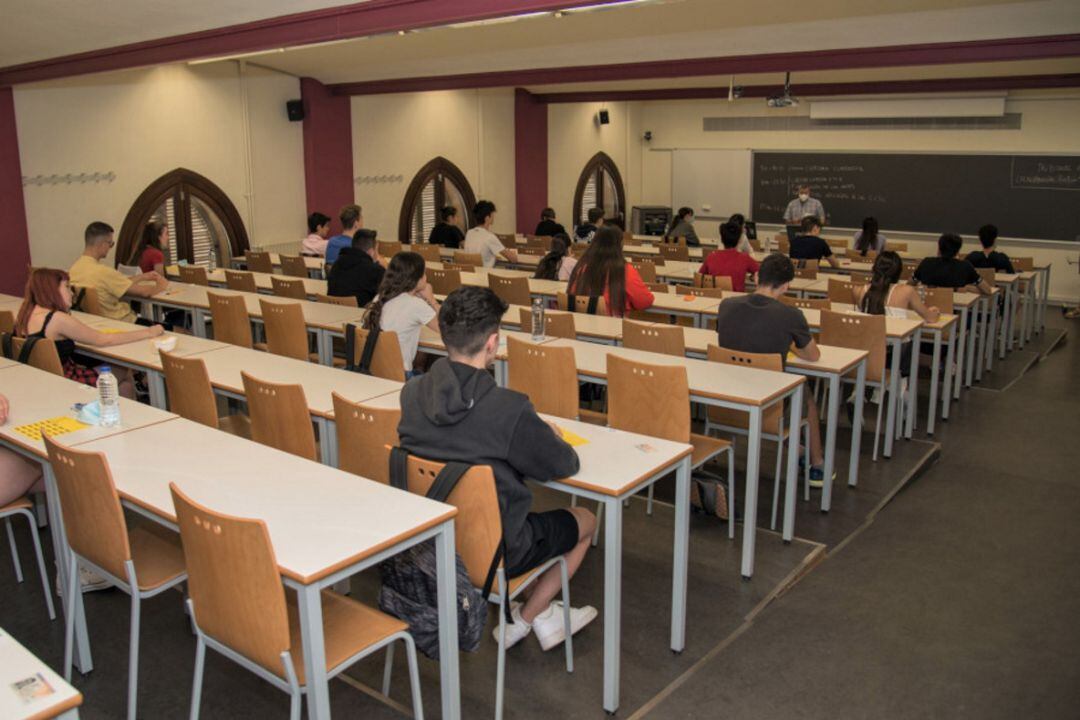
[492,605,532,649]
[532,602,597,652]
[79,567,110,592]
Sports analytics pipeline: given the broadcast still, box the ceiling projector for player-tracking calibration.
[767,71,799,108]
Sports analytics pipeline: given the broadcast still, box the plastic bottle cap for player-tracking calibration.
[99,365,111,373]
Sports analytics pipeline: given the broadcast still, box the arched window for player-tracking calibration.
[117,168,249,270]
[573,152,626,227]
[398,157,477,244]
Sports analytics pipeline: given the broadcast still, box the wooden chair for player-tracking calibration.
[794,260,818,280]
[44,435,187,720]
[661,236,688,248]
[259,299,324,363]
[779,296,829,310]
[900,265,914,282]
[704,346,809,531]
[605,354,733,517]
[819,310,890,461]
[849,270,872,285]
[344,325,407,382]
[279,255,309,278]
[1,496,55,621]
[159,351,250,438]
[506,337,603,423]
[208,292,256,350]
[331,394,400,485]
[4,336,64,376]
[748,238,763,252]
[488,274,532,307]
[693,273,732,291]
[73,286,104,316]
[179,265,209,286]
[827,279,859,304]
[777,237,790,255]
[885,241,908,252]
[453,251,483,269]
[825,238,848,256]
[170,483,421,720]
[849,252,876,264]
[0,310,13,334]
[496,233,517,248]
[241,372,319,461]
[557,292,607,316]
[676,285,724,299]
[378,241,404,259]
[526,235,553,251]
[630,261,657,284]
[428,268,462,296]
[659,243,689,262]
[1012,256,1034,272]
[518,307,576,340]
[271,276,308,301]
[314,293,359,308]
[412,244,441,263]
[645,282,671,294]
[622,319,685,356]
[245,251,274,274]
[923,287,954,315]
[397,452,574,720]
[442,262,475,273]
[224,270,258,293]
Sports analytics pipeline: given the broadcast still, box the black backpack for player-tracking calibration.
[343,322,381,375]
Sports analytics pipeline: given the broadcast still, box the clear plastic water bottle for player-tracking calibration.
[531,297,545,341]
[97,366,120,427]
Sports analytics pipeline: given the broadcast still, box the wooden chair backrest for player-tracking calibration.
[849,252,876,264]
[693,273,734,291]
[631,261,658,284]
[428,268,462,295]
[622,319,686,357]
[43,436,131,580]
[923,287,954,315]
[279,255,309,278]
[526,235,553,251]
[442,262,475,273]
[557,292,608,316]
[677,285,724,299]
[76,286,104,316]
[259,300,309,361]
[241,372,317,461]
[403,455,502,587]
[706,345,784,432]
[332,393,400,484]
[0,310,12,335]
[825,238,848,255]
[7,336,64,376]
[748,238,763,252]
[659,243,689,262]
[794,261,818,280]
[777,237,790,254]
[453,252,483,269]
[779,295,829,310]
[518,307,576,339]
[820,309,887,380]
[507,337,580,419]
[661,235,687,248]
[412,244,441,263]
[849,270,872,285]
[314,293,359,307]
[645,282,671,294]
[207,292,253,349]
[224,270,258,293]
[488,274,532,307]
[246,251,274,274]
[270,276,307,301]
[976,267,995,286]
[885,241,908,252]
[606,354,689,443]
[1011,256,1034,272]
[378,241,404,259]
[159,351,219,428]
[347,325,406,382]
[179,265,209,286]
[900,265,914,281]
[169,484,290,674]
[827,278,859,304]
[496,234,517,249]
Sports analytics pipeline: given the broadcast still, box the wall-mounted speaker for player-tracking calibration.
[598,109,610,125]
[286,100,304,122]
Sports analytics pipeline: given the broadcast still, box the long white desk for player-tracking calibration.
[0,626,82,719]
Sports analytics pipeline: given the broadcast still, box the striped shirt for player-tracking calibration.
[783,197,826,224]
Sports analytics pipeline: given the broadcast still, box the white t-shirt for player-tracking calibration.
[379,293,437,371]
[464,227,506,268]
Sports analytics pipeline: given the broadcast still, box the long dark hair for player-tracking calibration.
[129,221,165,265]
[856,217,879,256]
[667,206,693,237]
[363,251,426,330]
[567,226,627,315]
[534,234,571,280]
[860,251,903,315]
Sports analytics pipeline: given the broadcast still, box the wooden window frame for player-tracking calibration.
[573,151,627,228]
[398,157,477,244]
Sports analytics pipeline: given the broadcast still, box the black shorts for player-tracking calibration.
[506,509,579,578]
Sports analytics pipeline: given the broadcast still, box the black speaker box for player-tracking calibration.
[598,109,610,125]
[286,100,304,122]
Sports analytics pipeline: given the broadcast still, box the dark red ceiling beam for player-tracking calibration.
[329,33,1080,96]
[535,73,1080,103]
[0,0,627,87]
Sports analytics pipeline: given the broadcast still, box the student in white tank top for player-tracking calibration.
[855,251,941,323]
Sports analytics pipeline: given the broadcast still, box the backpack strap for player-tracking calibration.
[1,332,12,361]
[345,322,381,375]
[16,335,42,365]
[388,446,410,491]
[71,287,86,312]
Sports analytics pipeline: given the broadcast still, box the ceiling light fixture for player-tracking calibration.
[187,47,284,65]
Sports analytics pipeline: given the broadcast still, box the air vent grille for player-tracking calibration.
[703,113,1022,132]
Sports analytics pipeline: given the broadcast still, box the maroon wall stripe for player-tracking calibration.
[536,73,1080,103]
[329,33,1080,95]
[301,77,354,235]
[0,0,625,87]
[514,89,549,235]
[0,87,31,296]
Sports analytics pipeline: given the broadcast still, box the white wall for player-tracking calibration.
[14,62,306,270]
[350,89,516,240]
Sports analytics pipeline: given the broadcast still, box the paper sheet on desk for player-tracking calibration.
[13,416,89,440]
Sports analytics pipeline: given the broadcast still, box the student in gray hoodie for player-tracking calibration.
[397,286,598,651]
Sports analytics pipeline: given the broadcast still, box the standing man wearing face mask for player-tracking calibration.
[783,185,826,242]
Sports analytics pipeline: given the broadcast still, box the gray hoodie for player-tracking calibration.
[397,358,580,568]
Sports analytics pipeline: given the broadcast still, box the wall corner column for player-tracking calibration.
[301,77,354,234]
[0,87,31,295]
[514,88,548,235]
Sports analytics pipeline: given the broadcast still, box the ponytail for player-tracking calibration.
[534,234,570,281]
[857,217,879,257]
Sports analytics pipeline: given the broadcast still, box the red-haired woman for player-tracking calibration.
[15,268,164,398]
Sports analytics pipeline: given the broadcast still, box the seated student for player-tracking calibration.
[853,217,886,257]
[129,221,169,275]
[533,233,578,282]
[966,224,1015,274]
[362,252,440,377]
[534,207,567,238]
[728,213,753,254]
[914,233,994,294]
[854,251,940,322]
[327,229,385,307]
[574,207,605,244]
[464,200,518,268]
[665,206,701,247]
[301,212,332,256]
[69,221,168,324]
[397,286,597,649]
[325,205,364,264]
[17,268,164,397]
[790,216,840,269]
[428,205,466,248]
[714,253,829,485]
[699,221,760,292]
[567,226,654,317]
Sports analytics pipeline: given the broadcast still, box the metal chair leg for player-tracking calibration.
[646,484,654,516]
[5,518,22,582]
[189,633,206,720]
[127,564,141,720]
[382,642,395,696]
[63,553,79,682]
[495,573,507,720]
[803,426,811,503]
[872,382,885,462]
[403,635,424,720]
[591,502,602,548]
[23,510,55,620]
[727,447,736,540]
[559,557,573,673]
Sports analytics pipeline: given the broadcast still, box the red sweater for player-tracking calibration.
[570,262,655,316]
[699,248,760,293]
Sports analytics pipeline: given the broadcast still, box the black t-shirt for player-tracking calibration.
[428,222,465,248]
[914,257,981,288]
[715,294,812,366]
[965,250,1014,274]
[789,234,833,260]
[534,219,566,237]
[327,248,385,307]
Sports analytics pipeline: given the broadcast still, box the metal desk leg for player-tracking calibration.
[964,305,978,388]
[435,521,462,720]
[975,300,987,382]
[927,330,942,435]
[670,456,692,652]
[1005,286,1016,352]
[953,307,967,401]
[193,308,208,339]
[316,329,332,366]
[1024,279,1035,343]
[785,385,803,537]
[43,465,92,674]
[146,370,167,410]
[741,407,763,578]
[315,417,335,467]
[848,359,866,487]
[998,290,1008,360]
[1039,267,1050,332]
[986,295,998,372]
[906,333,920,439]
[494,359,507,387]
[883,340,902,458]
[602,496,624,713]
[297,584,329,720]
[821,375,839,512]
[942,329,955,422]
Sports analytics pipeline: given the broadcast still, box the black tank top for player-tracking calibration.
[26,310,76,363]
